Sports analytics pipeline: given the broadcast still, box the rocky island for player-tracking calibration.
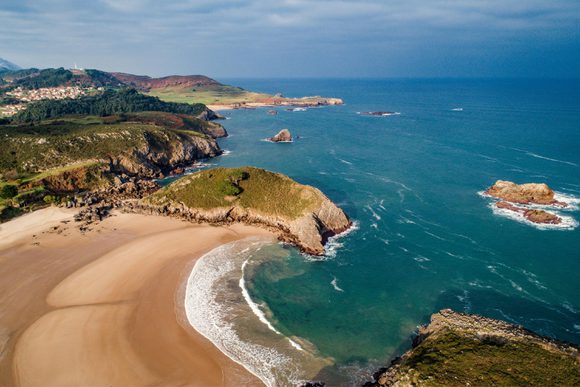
[366,309,580,386]
[485,180,566,207]
[482,180,573,226]
[129,167,351,255]
[269,128,292,142]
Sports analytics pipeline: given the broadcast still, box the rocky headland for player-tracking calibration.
[366,309,580,386]
[270,128,292,142]
[125,167,351,255]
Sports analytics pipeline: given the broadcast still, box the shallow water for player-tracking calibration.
[184,78,580,384]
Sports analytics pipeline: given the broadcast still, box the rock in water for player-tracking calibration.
[485,180,565,206]
[270,128,292,142]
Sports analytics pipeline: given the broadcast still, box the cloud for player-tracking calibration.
[1,0,579,77]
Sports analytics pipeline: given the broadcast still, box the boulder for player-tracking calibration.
[270,129,292,142]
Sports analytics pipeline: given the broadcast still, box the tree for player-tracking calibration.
[0,184,18,199]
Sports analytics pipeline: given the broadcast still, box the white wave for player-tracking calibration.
[525,152,578,167]
[240,259,303,351]
[521,270,547,290]
[489,202,578,230]
[261,138,293,143]
[562,302,578,314]
[185,240,296,386]
[451,107,463,111]
[424,230,446,241]
[509,280,524,292]
[330,276,344,292]
[554,192,580,211]
[413,255,430,263]
[457,290,472,313]
[322,221,360,259]
[398,216,416,225]
[365,205,381,221]
[338,158,353,166]
[380,238,390,245]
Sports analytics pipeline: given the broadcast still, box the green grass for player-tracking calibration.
[399,330,580,386]
[147,167,323,219]
[147,85,273,105]
[20,160,104,184]
[0,112,214,177]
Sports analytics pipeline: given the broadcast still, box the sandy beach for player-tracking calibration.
[0,208,274,386]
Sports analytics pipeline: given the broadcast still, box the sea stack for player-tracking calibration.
[270,128,292,142]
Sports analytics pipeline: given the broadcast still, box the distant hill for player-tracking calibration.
[0,67,342,109]
[0,58,20,72]
[111,72,221,91]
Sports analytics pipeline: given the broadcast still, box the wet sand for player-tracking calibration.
[0,208,274,386]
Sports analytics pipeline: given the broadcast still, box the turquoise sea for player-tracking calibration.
[180,79,580,385]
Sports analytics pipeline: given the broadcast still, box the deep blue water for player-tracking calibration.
[193,79,580,382]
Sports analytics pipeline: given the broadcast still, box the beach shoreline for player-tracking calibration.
[0,207,274,386]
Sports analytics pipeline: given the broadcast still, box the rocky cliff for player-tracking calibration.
[366,309,579,386]
[129,167,351,255]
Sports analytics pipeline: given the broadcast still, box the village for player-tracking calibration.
[1,85,98,117]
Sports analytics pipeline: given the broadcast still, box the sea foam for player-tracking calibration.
[185,238,330,386]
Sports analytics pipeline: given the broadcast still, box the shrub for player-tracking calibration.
[43,195,55,204]
[0,184,18,199]
[218,180,241,196]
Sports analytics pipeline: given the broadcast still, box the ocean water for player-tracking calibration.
[182,79,580,385]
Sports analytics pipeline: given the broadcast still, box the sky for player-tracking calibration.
[1,0,579,78]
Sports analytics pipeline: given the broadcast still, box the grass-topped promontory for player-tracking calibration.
[146,167,324,219]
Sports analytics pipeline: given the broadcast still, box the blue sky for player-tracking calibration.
[1,0,579,78]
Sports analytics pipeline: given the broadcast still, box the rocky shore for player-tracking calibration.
[366,309,580,386]
[208,96,344,111]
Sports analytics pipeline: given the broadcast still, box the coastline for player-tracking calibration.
[206,98,343,112]
[0,207,274,386]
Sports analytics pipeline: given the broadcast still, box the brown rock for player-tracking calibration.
[270,129,292,142]
[485,180,565,206]
[524,209,561,224]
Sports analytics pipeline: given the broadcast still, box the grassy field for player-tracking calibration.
[147,85,272,105]
[398,330,580,386]
[147,167,323,219]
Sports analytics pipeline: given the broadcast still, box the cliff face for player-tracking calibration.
[367,309,580,386]
[109,130,221,178]
[132,167,351,255]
